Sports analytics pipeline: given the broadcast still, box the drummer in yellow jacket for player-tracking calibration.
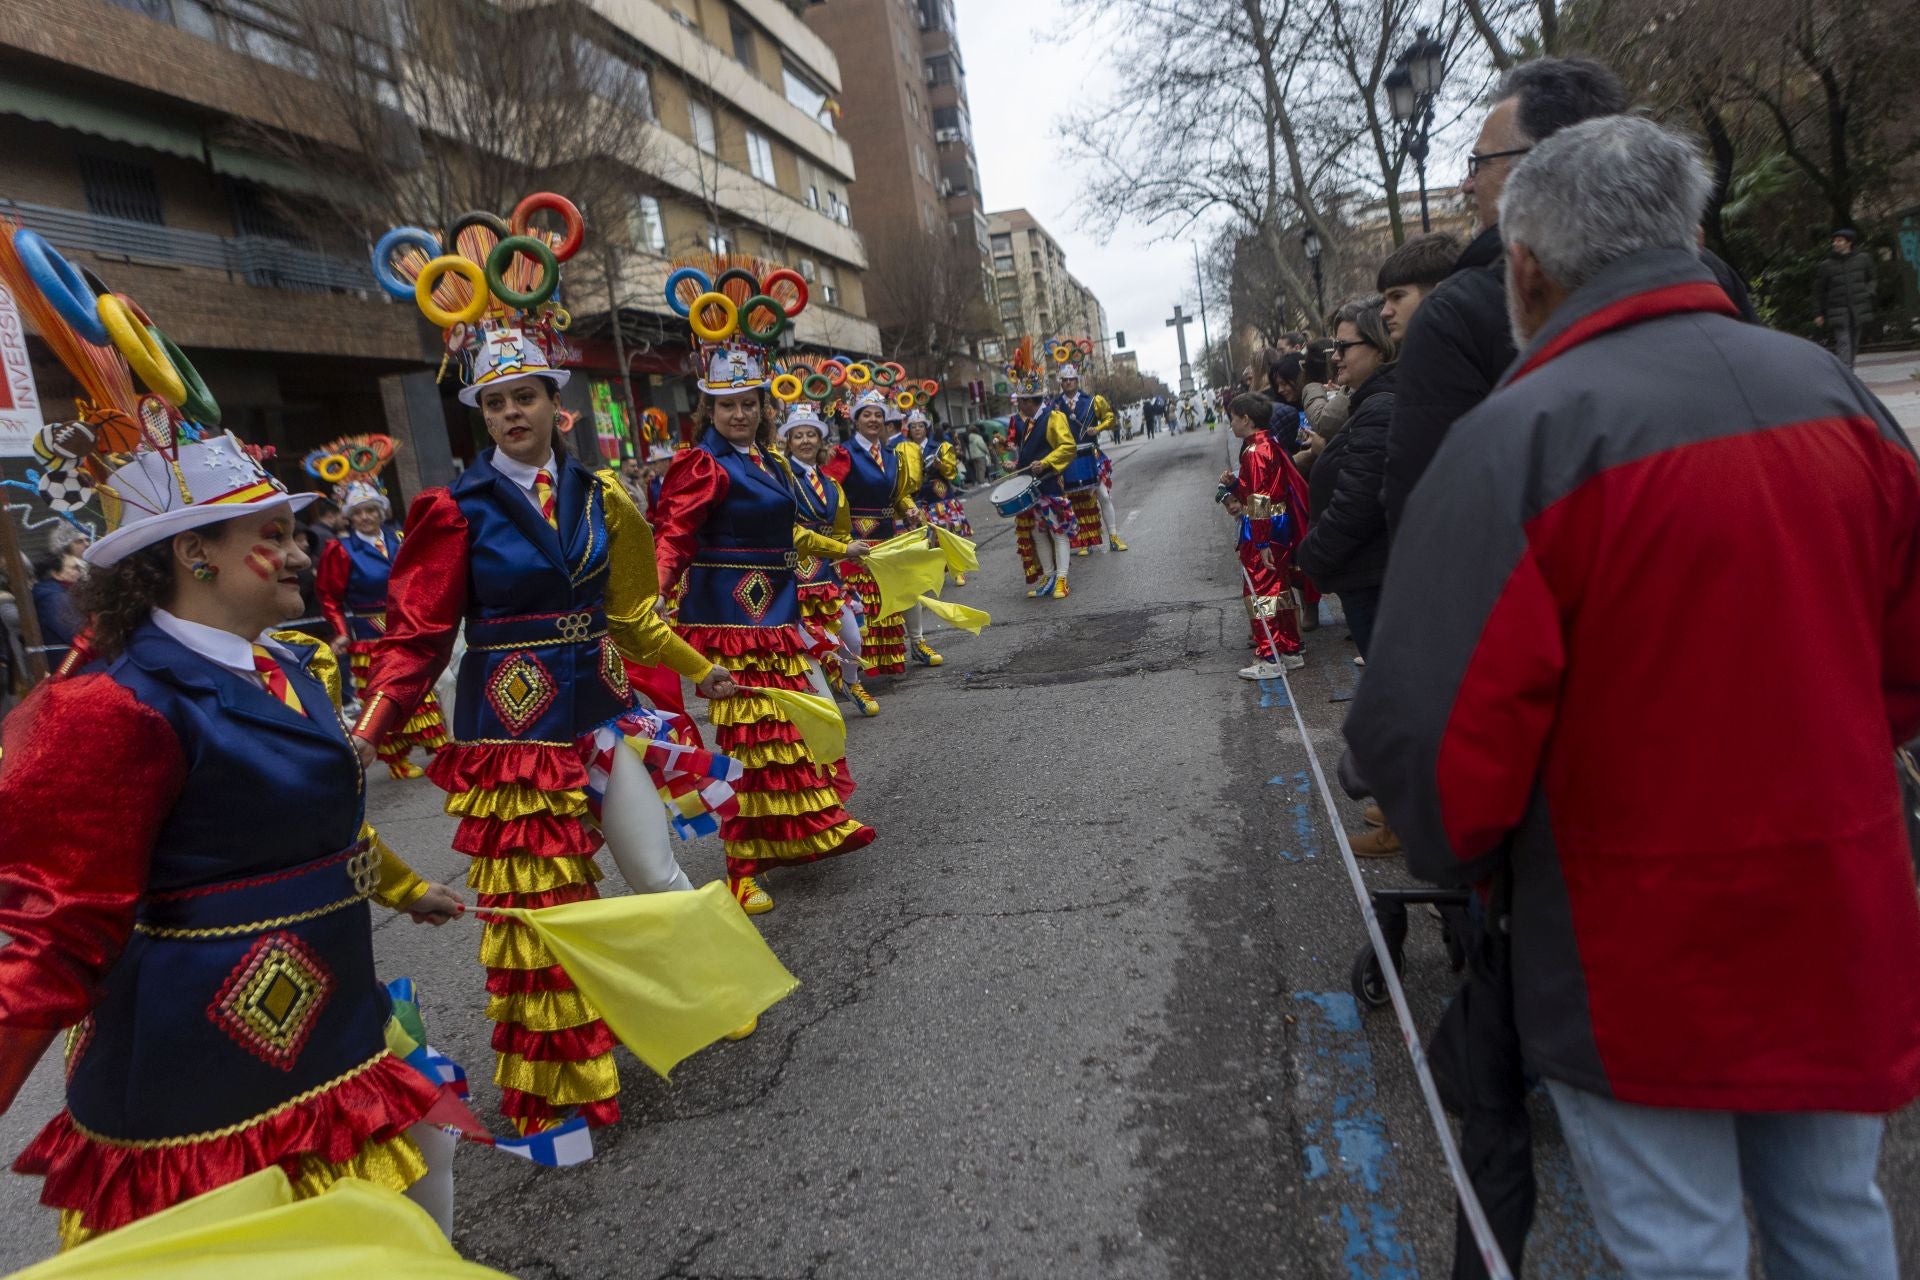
[1006,382,1079,599]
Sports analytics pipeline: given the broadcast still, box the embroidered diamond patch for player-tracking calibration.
[486,651,556,736]
[733,570,774,622]
[599,636,630,700]
[853,517,880,537]
[209,932,333,1070]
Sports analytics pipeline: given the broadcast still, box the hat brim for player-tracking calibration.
[85,493,316,568]
[698,379,768,396]
[777,418,824,440]
[458,368,570,407]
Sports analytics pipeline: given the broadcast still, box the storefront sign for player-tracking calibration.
[0,279,43,456]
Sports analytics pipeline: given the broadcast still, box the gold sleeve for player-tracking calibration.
[794,525,850,558]
[892,441,922,520]
[1041,411,1078,471]
[832,477,852,540]
[362,823,430,911]
[269,630,341,707]
[1092,395,1115,436]
[937,442,961,481]
[599,473,715,682]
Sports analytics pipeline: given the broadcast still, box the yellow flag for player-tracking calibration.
[758,686,846,763]
[11,1169,508,1279]
[917,594,990,635]
[862,540,949,618]
[930,526,979,574]
[500,883,798,1079]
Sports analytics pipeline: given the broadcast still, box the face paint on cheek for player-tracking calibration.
[244,545,285,581]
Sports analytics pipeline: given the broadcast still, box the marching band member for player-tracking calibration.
[837,389,933,670]
[780,402,878,717]
[314,466,450,778]
[1223,391,1310,676]
[908,411,972,541]
[356,206,741,1135]
[1054,364,1129,554]
[649,278,877,918]
[1010,375,1078,600]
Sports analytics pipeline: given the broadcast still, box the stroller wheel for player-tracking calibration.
[1350,944,1391,1009]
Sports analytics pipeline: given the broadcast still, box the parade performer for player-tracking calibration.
[1054,363,1127,554]
[1223,391,1310,676]
[909,411,973,540]
[1008,349,1078,599]
[780,402,879,717]
[312,447,450,779]
[355,199,742,1135]
[649,265,878,917]
[837,387,937,670]
[0,224,464,1246]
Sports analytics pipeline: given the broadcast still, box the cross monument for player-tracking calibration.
[1166,305,1195,394]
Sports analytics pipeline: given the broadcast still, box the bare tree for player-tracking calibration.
[862,221,997,372]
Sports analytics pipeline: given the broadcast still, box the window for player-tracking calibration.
[730,18,755,67]
[706,225,733,255]
[783,62,831,126]
[689,100,716,154]
[805,185,819,210]
[745,130,776,183]
[629,196,666,254]
[991,233,1011,252]
[798,258,817,282]
[913,145,931,182]
[79,154,164,225]
[573,36,653,118]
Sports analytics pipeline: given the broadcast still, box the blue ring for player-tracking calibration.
[13,229,106,344]
[371,227,444,301]
[664,267,711,318]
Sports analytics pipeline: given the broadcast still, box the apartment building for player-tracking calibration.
[0,0,879,499]
[986,208,1111,378]
[802,0,997,425]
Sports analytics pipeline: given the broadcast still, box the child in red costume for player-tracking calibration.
[1223,392,1310,678]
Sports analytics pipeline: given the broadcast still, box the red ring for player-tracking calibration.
[760,268,810,318]
[508,192,585,262]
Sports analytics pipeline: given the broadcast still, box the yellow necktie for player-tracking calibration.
[808,467,828,504]
[869,441,884,467]
[250,645,305,718]
[533,469,557,528]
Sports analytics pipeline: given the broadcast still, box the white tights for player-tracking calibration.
[601,738,694,893]
[1033,527,1072,580]
[404,1121,458,1236]
[1095,481,1119,544]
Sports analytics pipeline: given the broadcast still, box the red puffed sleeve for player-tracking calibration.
[0,675,185,1115]
[314,538,350,639]
[354,488,468,745]
[649,449,729,594]
[820,445,852,484]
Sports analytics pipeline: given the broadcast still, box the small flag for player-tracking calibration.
[490,1116,594,1167]
[916,594,990,635]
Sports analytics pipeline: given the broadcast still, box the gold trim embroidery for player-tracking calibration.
[67,1052,397,1149]
[133,893,367,940]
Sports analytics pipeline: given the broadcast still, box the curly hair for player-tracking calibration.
[73,541,177,660]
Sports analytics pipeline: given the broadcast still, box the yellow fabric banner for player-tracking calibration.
[930,526,979,574]
[862,537,949,619]
[499,883,799,1079]
[11,1170,507,1279]
[916,595,991,635]
[757,686,846,763]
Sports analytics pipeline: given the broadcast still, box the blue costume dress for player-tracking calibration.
[1011,408,1079,584]
[315,526,449,768]
[1053,389,1112,549]
[787,453,855,687]
[833,435,917,675]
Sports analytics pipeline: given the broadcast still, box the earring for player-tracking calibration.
[190,560,218,582]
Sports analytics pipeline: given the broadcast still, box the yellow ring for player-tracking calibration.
[844,363,872,387]
[316,453,351,483]
[1051,343,1073,363]
[687,291,738,343]
[769,373,803,402]
[414,255,489,328]
[97,295,186,405]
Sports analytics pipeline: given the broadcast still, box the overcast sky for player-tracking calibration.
[958,0,1212,389]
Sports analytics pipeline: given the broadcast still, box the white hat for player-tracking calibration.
[458,323,570,407]
[849,389,889,417]
[696,340,768,395]
[1058,363,1081,380]
[338,480,390,516]
[87,432,314,568]
[905,408,929,427]
[778,403,828,440]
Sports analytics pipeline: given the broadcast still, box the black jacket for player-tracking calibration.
[1814,250,1874,323]
[1382,226,1513,534]
[1297,366,1394,594]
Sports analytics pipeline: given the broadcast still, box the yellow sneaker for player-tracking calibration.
[1109,536,1129,552]
[386,758,425,780]
[850,683,880,717]
[731,875,773,915]
[1052,578,1070,599]
[911,637,944,667]
[1026,575,1054,599]
[953,573,968,586]
[1075,547,1090,557]
[725,1017,758,1040]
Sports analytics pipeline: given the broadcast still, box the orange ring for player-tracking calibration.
[508,192,585,262]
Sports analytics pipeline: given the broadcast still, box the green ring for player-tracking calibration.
[345,444,380,473]
[150,325,220,425]
[739,294,787,344]
[871,366,897,388]
[485,235,560,310]
[800,373,832,401]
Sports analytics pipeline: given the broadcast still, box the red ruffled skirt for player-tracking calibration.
[838,563,906,675]
[348,641,449,761]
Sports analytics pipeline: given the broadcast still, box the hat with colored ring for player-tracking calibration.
[697,339,767,395]
[87,431,314,568]
[459,323,570,406]
[337,479,390,516]
[849,388,889,417]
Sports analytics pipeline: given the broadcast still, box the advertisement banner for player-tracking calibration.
[0,278,43,457]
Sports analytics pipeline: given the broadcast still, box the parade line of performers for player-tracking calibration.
[0,198,1135,1267]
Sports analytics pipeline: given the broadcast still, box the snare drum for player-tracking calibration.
[1062,443,1100,491]
[990,475,1038,517]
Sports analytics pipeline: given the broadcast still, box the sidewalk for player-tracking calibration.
[1859,349,1920,443]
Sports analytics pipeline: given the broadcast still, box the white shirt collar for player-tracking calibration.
[491,449,557,495]
[352,528,387,550]
[151,609,290,676]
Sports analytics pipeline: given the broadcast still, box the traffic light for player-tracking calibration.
[1114,330,1126,349]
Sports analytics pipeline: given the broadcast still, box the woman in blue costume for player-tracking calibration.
[836,388,938,670]
[778,401,878,718]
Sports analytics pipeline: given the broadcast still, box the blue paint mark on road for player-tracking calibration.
[1293,992,1418,1278]
[1258,676,1291,708]
[1290,771,1318,862]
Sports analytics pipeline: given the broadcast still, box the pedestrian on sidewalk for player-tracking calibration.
[1814,227,1874,368]
[1349,115,1920,1280]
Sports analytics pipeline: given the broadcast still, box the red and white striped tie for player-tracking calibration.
[250,645,305,718]
[533,469,557,528]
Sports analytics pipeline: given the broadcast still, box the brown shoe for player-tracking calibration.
[1361,804,1385,828]
[1346,824,1402,858]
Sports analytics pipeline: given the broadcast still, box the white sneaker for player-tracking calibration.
[1281,652,1306,670]
[1238,661,1289,680]
[1353,655,1366,667]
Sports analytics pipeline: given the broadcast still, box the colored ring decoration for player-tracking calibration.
[882,362,907,381]
[316,453,352,483]
[15,229,107,344]
[820,360,847,386]
[664,267,711,316]
[546,305,572,332]
[414,255,490,328]
[912,389,930,406]
[844,363,871,387]
[893,390,916,410]
[872,366,897,388]
[1079,339,1093,355]
[800,373,832,401]
[770,373,804,402]
[370,436,396,461]
[79,265,115,301]
[1052,343,1073,363]
[739,294,787,344]
[643,407,669,431]
[485,235,560,310]
[713,267,761,302]
[371,226,443,301]
[760,268,809,317]
[920,379,940,395]
[508,192,585,262]
[149,325,220,425]
[448,210,510,260]
[345,444,380,473]
[97,295,186,404]
[687,291,738,343]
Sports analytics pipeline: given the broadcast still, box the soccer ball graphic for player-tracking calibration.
[36,462,96,513]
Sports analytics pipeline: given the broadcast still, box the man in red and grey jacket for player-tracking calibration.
[1348,115,1920,1278]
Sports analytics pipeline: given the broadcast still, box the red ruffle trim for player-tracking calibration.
[486,964,573,995]
[491,1019,617,1063]
[716,719,806,747]
[831,760,856,803]
[13,1053,440,1236]
[501,1090,620,1132]
[429,741,588,794]
[726,822,877,877]
[476,883,599,913]
[723,760,840,793]
[678,625,809,659]
[736,670,816,693]
[454,814,603,859]
[796,582,838,602]
[723,808,861,843]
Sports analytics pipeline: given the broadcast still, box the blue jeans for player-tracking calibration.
[1337,585,1382,658]
[1546,1081,1897,1280]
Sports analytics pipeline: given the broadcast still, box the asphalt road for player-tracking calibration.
[1,425,1915,1277]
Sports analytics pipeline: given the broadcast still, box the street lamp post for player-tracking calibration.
[1301,227,1324,325]
[1387,28,1446,235]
